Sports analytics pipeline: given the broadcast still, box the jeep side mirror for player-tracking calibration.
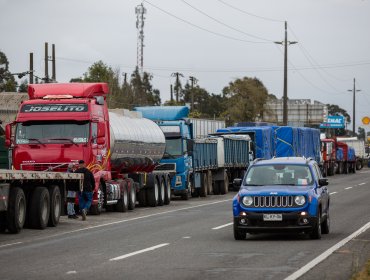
[318,178,329,186]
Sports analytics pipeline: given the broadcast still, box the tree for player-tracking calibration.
[222,77,269,125]
[0,51,17,92]
[358,127,365,140]
[18,80,28,93]
[326,104,351,124]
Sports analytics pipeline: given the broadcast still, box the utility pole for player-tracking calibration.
[29,52,34,84]
[122,72,127,85]
[44,42,49,83]
[189,76,198,110]
[274,21,297,126]
[170,84,174,102]
[171,72,183,102]
[51,44,56,82]
[348,78,361,135]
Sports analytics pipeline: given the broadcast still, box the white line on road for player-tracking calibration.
[359,182,366,186]
[110,243,169,261]
[212,222,233,230]
[345,187,353,190]
[284,221,370,280]
[0,242,22,248]
[329,192,337,195]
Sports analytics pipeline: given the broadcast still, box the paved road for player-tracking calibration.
[1,170,370,280]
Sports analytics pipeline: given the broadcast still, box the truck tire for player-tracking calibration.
[137,189,147,207]
[213,181,220,195]
[115,180,128,212]
[0,212,7,232]
[157,178,165,206]
[48,185,61,227]
[6,187,26,234]
[126,179,136,210]
[199,173,208,197]
[328,163,334,176]
[147,177,159,207]
[344,163,349,174]
[220,172,229,195]
[207,171,213,195]
[164,176,171,205]
[90,184,104,215]
[29,187,50,230]
[356,160,362,170]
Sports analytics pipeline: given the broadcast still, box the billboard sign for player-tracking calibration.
[319,115,345,128]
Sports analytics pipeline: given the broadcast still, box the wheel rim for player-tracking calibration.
[98,188,104,211]
[154,182,159,201]
[130,185,135,204]
[167,180,171,198]
[160,182,165,201]
[54,193,61,218]
[18,196,26,225]
[123,187,128,206]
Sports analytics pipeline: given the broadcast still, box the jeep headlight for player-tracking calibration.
[242,196,253,206]
[294,195,306,206]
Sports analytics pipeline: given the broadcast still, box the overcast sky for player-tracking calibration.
[1,0,370,131]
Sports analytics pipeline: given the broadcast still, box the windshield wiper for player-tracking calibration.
[28,138,45,145]
[48,138,78,146]
[163,151,176,159]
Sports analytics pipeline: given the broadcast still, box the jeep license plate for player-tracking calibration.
[263,214,282,221]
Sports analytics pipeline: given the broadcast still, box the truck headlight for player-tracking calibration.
[295,195,306,206]
[242,196,253,206]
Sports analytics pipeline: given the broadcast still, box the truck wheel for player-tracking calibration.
[90,184,104,215]
[309,211,322,240]
[6,187,26,234]
[233,219,246,240]
[48,185,61,227]
[199,173,208,197]
[127,179,136,210]
[29,187,50,230]
[147,177,159,207]
[213,181,220,195]
[157,178,165,206]
[207,171,213,195]
[164,176,171,205]
[0,212,7,232]
[220,172,229,195]
[115,180,128,212]
[137,189,147,207]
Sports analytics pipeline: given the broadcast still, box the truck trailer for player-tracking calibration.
[1,83,175,233]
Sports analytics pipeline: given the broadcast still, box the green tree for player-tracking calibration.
[358,127,365,140]
[326,104,351,136]
[222,77,269,125]
[0,51,17,92]
[18,80,28,93]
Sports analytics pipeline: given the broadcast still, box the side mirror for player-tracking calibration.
[5,124,12,147]
[233,178,242,190]
[186,139,194,153]
[318,178,329,186]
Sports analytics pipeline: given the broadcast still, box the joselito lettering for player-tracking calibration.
[21,104,88,113]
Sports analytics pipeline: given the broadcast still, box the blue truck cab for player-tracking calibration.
[134,106,193,199]
[233,157,330,240]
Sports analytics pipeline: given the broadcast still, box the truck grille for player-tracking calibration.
[253,196,294,208]
[21,163,70,172]
[155,163,176,172]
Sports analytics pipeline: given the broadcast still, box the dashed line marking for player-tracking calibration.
[66,271,77,275]
[0,242,22,248]
[110,243,169,261]
[212,222,233,230]
[359,182,366,186]
[182,236,191,239]
[345,187,353,190]
[329,192,337,195]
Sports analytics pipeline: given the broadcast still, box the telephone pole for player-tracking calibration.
[135,3,146,77]
[348,78,361,135]
[274,21,297,126]
[189,76,198,110]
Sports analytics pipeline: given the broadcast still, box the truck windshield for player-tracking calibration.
[244,164,313,186]
[163,138,182,158]
[15,121,89,144]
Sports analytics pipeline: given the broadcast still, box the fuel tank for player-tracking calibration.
[108,110,166,172]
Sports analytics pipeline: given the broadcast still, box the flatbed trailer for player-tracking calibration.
[0,169,83,233]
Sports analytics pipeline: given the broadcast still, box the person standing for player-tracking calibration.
[66,163,79,219]
[75,160,95,221]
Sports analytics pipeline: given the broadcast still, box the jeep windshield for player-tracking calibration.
[244,164,313,186]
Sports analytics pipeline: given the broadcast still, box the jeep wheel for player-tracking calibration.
[233,220,246,240]
[321,211,330,234]
[310,212,322,239]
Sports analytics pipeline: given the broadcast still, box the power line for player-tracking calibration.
[180,0,274,42]
[142,0,269,44]
[215,0,284,23]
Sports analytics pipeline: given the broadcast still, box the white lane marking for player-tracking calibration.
[182,236,191,239]
[0,198,233,250]
[284,221,370,280]
[345,187,353,190]
[329,192,337,195]
[359,182,366,186]
[66,271,77,275]
[212,222,233,230]
[0,242,22,248]
[110,243,169,261]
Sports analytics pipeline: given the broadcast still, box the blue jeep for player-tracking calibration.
[233,157,330,240]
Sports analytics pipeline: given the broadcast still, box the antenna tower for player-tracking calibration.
[135,3,146,76]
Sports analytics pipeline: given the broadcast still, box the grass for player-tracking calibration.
[352,259,370,280]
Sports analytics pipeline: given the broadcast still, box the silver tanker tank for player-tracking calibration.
[108,109,166,172]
